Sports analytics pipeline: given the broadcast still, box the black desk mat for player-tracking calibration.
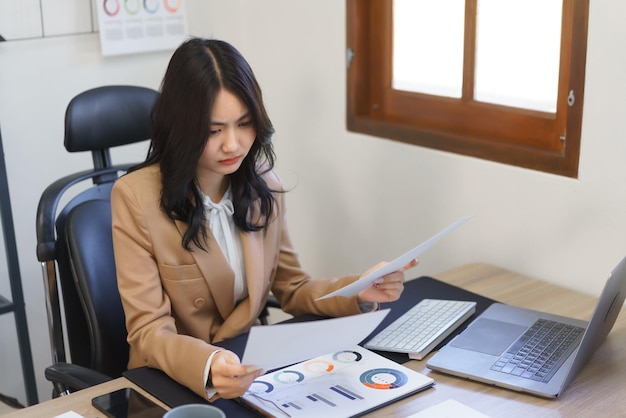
[124,275,498,416]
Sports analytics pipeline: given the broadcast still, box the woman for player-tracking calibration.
[111,37,416,401]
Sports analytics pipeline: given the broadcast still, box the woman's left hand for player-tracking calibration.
[357,259,418,304]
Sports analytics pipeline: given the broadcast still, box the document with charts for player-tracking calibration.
[240,345,434,418]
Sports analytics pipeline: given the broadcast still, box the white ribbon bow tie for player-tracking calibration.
[204,197,234,217]
[203,196,237,267]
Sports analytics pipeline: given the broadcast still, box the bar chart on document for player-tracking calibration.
[241,346,434,418]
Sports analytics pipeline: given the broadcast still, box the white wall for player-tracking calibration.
[1,0,625,406]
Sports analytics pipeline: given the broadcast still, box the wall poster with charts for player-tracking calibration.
[96,0,188,56]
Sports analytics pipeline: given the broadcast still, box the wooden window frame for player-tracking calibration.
[346,0,589,177]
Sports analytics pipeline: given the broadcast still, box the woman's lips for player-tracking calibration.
[220,156,240,165]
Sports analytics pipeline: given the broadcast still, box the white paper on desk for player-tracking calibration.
[317,216,473,300]
[54,412,85,418]
[406,399,491,417]
[242,309,390,372]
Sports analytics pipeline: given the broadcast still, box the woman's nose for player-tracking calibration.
[221,128,238,152]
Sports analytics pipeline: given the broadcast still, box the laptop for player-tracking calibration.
[427,256,626,398]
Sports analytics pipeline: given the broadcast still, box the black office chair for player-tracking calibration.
[36,85,159,396]
[36,85,281,397]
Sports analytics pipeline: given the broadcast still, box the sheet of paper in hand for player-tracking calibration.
[317,216,472,300]
[242,309,390,373]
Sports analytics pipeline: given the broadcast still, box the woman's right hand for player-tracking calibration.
[210,350,262,399]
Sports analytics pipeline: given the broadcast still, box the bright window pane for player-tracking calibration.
[393,0,465,98]
[475,0,562,112]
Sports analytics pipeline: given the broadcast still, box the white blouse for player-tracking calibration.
[200,187,249,399]
[201,187,247,302]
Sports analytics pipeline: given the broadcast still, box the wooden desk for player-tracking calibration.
[5,263,626,418]
[1,378,168,418]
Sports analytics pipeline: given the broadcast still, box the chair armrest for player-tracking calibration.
[258,294,282,325]
[266,293,281,309]
[45,362,113,393]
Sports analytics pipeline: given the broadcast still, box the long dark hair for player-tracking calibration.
[132,37,277,251]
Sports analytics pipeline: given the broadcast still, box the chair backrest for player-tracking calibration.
[64,199,128,377]
[36,85,158,377]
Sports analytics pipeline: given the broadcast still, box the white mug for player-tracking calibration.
[163,403,226,418]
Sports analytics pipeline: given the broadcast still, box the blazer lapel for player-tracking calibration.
[174,219,235,320]
[240,230,265,320]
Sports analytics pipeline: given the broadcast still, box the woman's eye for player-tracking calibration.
[240,120,252,127]
[209,129,220,136]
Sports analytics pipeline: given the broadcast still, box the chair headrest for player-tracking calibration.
[64,85,159,152]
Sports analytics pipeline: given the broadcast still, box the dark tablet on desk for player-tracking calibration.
[123,367,257,417]
[92,387,167,418]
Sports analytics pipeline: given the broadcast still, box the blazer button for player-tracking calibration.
[193,298,206,308]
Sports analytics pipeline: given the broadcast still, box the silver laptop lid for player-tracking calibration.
[560,256,626,391]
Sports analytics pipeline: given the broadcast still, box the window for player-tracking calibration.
[346,0,589,177]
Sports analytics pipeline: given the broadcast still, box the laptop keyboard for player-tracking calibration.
[490,318,584,383]
[364,299,476,360]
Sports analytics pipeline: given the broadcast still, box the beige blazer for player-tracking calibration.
[111,164,362,399]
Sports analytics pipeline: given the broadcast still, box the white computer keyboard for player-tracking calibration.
[364,299,476,360]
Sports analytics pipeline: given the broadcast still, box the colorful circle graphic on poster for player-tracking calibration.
[123,0,141,15]
[143,0,159,13]
[103,0,120,16]
[247,381,274,394]
[332,350,363,363]
[274,370,305,384]
[359,368,408,390]
[164,0,182,13]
